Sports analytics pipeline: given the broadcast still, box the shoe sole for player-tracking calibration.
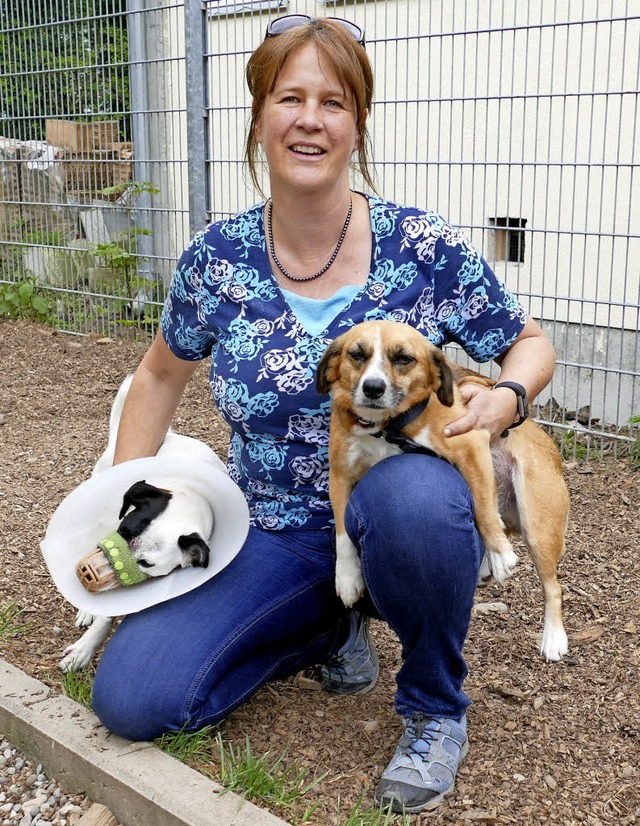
[375,739,469,814]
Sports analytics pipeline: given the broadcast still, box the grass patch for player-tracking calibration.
[560,430,601,461]
[0,604,32,637]
[61,669,94,710]
[134,723,413,824]
[216,733,325,821]
[155,724,218,764]
[630,415,640,468]
[341,800,411,825]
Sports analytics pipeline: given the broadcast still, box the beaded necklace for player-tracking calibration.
[266,196,353,282]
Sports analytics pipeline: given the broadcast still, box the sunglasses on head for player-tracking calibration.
[265,14,366,47]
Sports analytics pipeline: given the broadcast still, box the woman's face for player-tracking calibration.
[255,42,361,197]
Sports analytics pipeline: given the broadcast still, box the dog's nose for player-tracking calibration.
[362,378,386,399]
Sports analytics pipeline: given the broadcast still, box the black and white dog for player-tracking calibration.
[59,375,225,672]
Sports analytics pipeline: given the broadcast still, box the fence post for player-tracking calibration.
[127,0,154,285]
[184,0,208,237]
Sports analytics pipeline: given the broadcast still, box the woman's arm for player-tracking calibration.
[113,330,200,464]
[444,316,556,440]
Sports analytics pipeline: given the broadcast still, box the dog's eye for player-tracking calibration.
[348,347,367,364]
[137,559,154,568]
[393,354,415,367]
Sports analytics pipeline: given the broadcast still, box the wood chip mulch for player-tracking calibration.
[1,319,638,825]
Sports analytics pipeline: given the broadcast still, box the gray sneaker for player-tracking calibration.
[375,713,468,813]
[318,612,379,696]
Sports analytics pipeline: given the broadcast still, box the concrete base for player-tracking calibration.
[0,658,289,826]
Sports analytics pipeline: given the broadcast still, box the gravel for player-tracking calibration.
[0,737,89,826]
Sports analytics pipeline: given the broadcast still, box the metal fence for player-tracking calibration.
[1,0,638,457]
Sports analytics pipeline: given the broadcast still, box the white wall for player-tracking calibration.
[155,0,638,423]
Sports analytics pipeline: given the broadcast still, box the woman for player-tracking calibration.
[91,16,556,814]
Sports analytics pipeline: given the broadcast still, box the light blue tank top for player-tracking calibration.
[281,285,362,337]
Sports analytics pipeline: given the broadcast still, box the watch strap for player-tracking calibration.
[494,381,529,438]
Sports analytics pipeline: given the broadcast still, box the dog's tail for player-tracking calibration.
[91,374,134,476]
[109,374,134,432]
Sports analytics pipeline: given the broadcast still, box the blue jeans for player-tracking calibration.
[92,454,483,740]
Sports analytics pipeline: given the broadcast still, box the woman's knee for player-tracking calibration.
[345,454,484,580]
[344,454,484,627]
[92,638,193,741]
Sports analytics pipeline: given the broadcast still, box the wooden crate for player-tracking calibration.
[61,150,119,196]
[109,142,134,186]
[60,144,133,198]
[46,119,119,152]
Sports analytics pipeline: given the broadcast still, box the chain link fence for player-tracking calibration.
[1,0,638,457]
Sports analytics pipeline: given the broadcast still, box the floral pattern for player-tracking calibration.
[162,196,527,531]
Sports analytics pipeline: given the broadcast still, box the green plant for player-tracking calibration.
[155,725,217,764]
[559,430,601,461]
[216,733,325,819]
[101,180,160,200]
[61,669,94,710]
[630,414,640,467]
[88,181,161,325]
[0,604,32,637]
[0,1,129,142]
[22,230,69,247]
[341,797,411,825]
[0,278,54,323]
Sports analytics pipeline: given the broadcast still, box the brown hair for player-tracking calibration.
[245,18,376,195]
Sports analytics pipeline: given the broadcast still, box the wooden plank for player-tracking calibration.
[76,802,120,826]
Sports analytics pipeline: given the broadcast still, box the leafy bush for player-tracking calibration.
[0,278,54,323]
[0,0,129,142]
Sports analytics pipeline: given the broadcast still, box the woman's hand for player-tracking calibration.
[443,383,520,441]
[443,316,556,441]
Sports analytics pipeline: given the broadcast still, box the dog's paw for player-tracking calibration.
[59,642,93,673]
[74,611,95,628]
[335,536,365,607]
[540,622,569,661]
[335,568,365,607]
[486,544,519,584]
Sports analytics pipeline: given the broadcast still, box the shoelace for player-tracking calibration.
[402,714,439,759]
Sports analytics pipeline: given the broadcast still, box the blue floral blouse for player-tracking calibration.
[161,195,527,531]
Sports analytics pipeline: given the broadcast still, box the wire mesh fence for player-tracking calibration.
[0,0,638,459]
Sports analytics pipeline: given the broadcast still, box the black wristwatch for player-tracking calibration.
[494,381,529,438]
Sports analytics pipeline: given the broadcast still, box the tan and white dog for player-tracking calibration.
[316,320,569,661]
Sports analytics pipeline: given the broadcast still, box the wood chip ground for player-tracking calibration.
[1,320,638,825]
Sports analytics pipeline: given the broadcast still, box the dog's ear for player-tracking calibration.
[119,480,172,520]
[178,533,210,568]
[316,336,345,394]
[430,348,455,407]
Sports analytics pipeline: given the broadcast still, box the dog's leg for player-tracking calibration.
[535,552,569,662]
[512,469,569,661]
[330,471,366,607]
[59,616,113,672]
[455,448,519,584]
[407,426,518,583]
[335,533,365,607]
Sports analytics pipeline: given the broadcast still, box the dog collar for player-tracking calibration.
[97,531,150,586]
[356,397,431,435]
[384,398,430,435]
[373,398,436,454]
